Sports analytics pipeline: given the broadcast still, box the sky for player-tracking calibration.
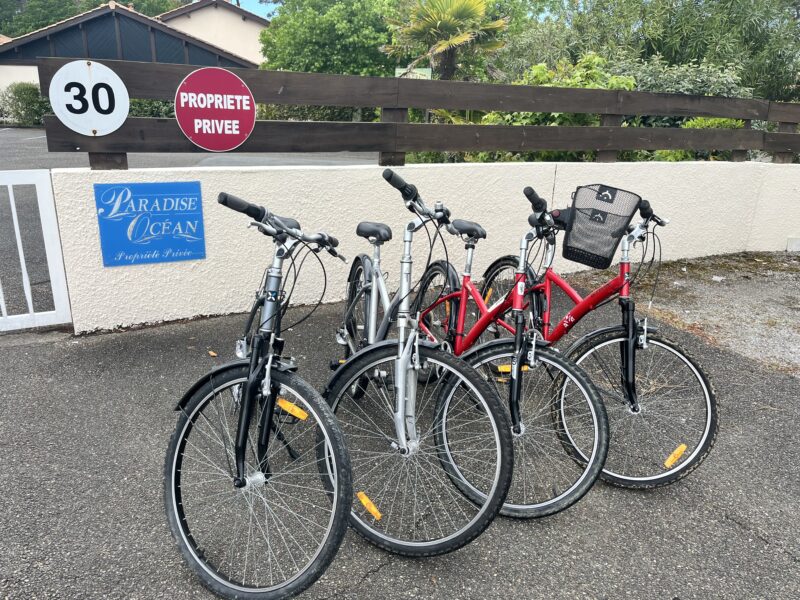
[237,1,276,19]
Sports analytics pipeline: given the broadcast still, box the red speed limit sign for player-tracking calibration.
[174,67,256,152]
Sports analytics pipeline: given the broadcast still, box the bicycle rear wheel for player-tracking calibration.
[464,341,608,518]
[324,344,513,556]
[165,366,352,599]
[568,330,718,488]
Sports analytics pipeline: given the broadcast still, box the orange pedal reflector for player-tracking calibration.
[277,398,308,421]
[496,364,529,374]
[664,444,688,469]
[357,492,382,520]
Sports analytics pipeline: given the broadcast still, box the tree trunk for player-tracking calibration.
[436,48,457,80]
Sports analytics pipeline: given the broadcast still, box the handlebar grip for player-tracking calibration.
[327,234,340,248]
[639,200,653,220]
[382,168,418,201]
[523,187,547,213]
[218,192,266,221]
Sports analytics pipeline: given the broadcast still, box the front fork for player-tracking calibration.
[233,335,282,488]
[620,298,640,412]
[392,329,420,454]
[508,309,527,434]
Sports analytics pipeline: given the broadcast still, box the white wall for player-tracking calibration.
[165,5,265,65]
[49,162,800,333]
[0,65,40,92]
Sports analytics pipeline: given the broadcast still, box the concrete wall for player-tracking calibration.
[50,162,800,333]
[164,5,265,65]
[0,65,40,92]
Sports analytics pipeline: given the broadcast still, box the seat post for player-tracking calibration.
[464,244,475,277]
[368,240,382,344]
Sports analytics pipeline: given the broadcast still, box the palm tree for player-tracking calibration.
[383,0,508,80]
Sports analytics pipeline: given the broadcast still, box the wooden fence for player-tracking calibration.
[37,58,800,169]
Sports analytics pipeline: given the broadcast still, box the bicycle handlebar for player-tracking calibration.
[382,168,419,202]
[218,192,266,221]
[382,169,451,226]
[523,186,547,213]
[217,192,345,261]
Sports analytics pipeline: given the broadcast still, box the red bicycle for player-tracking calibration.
[416,184,718,489]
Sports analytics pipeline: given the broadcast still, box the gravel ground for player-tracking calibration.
[568,251,800,375]
[1,270,799,599]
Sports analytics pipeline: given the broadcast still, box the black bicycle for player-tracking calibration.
[164,193,352,599]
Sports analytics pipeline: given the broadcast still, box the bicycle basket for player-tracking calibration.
[562,184,642,269]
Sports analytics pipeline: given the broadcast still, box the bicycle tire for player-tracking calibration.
[463,340,608,518]
[568,330,718,489]
[324,344,513,557]
[165,366,352,599]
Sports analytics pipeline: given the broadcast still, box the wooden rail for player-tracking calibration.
[37,58,800,169]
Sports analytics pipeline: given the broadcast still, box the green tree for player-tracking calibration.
[1,0,188,38]
[543,0,800,101]
[384,0,508,80]
[259,0,394,76]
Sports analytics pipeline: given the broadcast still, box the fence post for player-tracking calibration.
[772,122,798,164]
[89,152,128,170]
[596,114,621,162]
[732,120,751,162]
[379,108,408,167]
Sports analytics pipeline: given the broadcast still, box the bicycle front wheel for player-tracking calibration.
[325,344,513,557]
[165,366,352,599]
[466,341,608,518]
[568,330,718,488]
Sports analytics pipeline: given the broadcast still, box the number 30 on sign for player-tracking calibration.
[48,61,130,137]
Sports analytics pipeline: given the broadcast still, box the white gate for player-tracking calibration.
[0,170,71,332]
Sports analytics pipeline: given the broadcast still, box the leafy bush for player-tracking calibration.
[653,117,745,162]
[257,104,379,122]
[475,53,635,162]
[129,99,175,118]
[0,82,51,126]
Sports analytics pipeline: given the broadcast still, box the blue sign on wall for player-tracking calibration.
[94,181,206,267]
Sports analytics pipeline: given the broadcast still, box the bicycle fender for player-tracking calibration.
[322,338,439,399]
[174,357,298,411]
[175,359,249,411]
[459,336,550,363]
[563,323,659,358]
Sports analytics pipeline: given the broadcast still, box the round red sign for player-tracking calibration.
[174,67,256,152]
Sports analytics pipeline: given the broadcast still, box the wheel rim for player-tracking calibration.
[574,337,713,481]
[170,377,340,593]
[472,351,601,510]
[331,353,503,548]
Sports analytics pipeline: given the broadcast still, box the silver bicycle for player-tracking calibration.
[323,169,514,556]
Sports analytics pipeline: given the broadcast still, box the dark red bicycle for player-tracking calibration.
[416,184,718,489]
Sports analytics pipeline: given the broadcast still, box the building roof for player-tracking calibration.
[0,2,258,68]
[158,0,270,27]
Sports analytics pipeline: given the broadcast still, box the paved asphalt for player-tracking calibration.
[1,299,798,599]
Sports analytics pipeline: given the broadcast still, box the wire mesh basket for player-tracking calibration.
[562,184,642,269]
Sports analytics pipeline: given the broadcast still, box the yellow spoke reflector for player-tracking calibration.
[495,377,509,384]
[277,398,308,421]
[357,492,382,520]
[484,287,493,303]
[496,364,529,373]
[444,300,451,319]
[664,443,688,469]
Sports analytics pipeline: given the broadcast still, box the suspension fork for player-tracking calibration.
[619,298,640,412]
[508,309,526,433]
[234,334,269,487]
